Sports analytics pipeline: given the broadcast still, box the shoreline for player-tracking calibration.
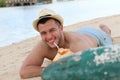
[1,14,120,48]
[0,14,120,80]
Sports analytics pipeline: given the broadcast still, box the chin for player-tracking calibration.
[48,44,56,48]
[50,45,56,48]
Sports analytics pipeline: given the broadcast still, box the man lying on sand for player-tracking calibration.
[20,9,112,79]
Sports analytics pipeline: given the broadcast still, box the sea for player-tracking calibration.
[0,0,120,47]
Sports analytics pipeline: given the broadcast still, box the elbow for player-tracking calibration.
[19,69,27,79]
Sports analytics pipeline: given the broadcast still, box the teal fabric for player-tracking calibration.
[75,27,112,46]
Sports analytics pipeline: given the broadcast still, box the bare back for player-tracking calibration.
[63,31,98,53]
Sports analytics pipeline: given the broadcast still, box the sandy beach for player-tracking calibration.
[0,14,120,80]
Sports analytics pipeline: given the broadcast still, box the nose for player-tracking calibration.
[46,32,52,40]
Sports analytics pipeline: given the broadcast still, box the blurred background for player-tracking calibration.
[0,0,120,47]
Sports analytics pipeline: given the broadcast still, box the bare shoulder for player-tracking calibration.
[22,41,51,66]
[64,31,83,41]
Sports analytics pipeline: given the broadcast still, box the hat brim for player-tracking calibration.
[33,15,63,32]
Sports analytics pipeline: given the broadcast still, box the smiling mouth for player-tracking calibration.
[48,40,55,45]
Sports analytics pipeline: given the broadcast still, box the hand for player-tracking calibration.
[58,48,73,55]
[53,48,73,62]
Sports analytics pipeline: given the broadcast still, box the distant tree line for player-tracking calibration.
[0,0,6,7]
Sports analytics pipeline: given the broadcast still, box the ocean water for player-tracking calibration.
[0,0,120,47]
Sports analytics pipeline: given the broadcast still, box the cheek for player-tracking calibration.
[41,35,46,41]
[54,32,60,40]
[53,31,59,37]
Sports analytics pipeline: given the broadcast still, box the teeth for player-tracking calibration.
[48,40,55,45]
[48,40,54,43]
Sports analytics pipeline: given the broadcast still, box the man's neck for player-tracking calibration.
[59,32,69,49]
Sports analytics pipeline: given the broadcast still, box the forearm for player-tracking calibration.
[20,66,45,79]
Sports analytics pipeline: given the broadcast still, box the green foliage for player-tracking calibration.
[0,0,6,7]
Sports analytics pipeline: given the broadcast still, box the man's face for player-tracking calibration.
[38,19,63,48]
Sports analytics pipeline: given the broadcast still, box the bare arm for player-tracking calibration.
[20,42,48,79]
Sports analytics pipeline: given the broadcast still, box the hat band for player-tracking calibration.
[39,14,52,19]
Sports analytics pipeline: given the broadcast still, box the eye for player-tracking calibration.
[50,28,56,32]
[40,32,46,36]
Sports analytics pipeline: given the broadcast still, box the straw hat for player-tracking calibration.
[33,9,64,32]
